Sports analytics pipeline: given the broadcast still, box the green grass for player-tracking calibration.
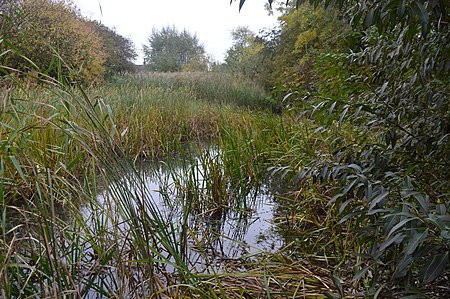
[109,71,273,109]
[0,71,346,298]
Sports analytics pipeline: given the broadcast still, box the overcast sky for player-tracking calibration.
[73,0,279,64]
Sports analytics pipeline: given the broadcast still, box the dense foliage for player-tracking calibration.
[0,0,447,296]
[0,0,137,83]
[90,21,138,77]
[143,26,209,72]
[223,27,266,81]
[233,0,449,296]
[0,0,105,83]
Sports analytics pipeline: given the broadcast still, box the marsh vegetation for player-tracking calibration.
[0,71,334,298]
[1,0,449,298]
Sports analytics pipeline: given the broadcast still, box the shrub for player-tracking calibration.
[0,0,105,84]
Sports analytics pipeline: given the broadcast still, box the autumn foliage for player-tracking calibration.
[0,0,136,84]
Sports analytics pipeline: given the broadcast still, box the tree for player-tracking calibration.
[143,26,208,72]
[90,21,137,77]
[224,26,266,80]
[237,0,449,294]
[237,0,447,38]
[224,26,256,67]
[268,4,352,88]
[0,0,106,84]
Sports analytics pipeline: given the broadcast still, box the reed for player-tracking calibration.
[1,70,343,297]
[109,71,273,109]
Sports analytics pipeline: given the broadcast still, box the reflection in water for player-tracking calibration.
[84,148,283,274]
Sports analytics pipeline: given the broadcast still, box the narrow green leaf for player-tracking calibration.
[296,0,306,9]
[332,275,344,297]
[353,266,370,281]
[397,0,406,18]
[338,105,349,125]
[365,8,375,28]
[324,292,340,299]
[0,181,4,202]
[387,217,417,238]
[412,0,429,25]
[263,270,272,299]
[0,157,4,176]
[406,229,428,255]
[396,254,414,278]
[338,211,363,224]
[328,101,337,116]
[347,164,362,173]
[379,81,388,95]
[67,154,83,170]
[399,294,427,299]
[9,156,26,181]
[412,192,430,213]
[421,252,449,284]
[378,233,406,254]
[368,190,389,212]
[435,203,447,215]
[338,198,352,215]
[373,284,385,299]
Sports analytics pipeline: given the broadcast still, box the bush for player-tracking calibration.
[0,0,105,84]
[264,0,449,295]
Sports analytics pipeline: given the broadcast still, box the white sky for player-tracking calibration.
[72,0,279,64]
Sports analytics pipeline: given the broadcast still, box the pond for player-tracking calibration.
[83,146,286,275]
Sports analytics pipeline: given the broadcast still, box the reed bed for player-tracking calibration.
[1,72,344,298]
[110,71,273,109]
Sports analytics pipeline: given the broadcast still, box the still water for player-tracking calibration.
[84,147,285,273]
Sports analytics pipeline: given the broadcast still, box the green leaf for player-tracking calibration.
[347,164,362,173]
[412,192,430,213]
[0,157,4,176]
[263,270,272,299]
[368,190,389,212]
[338,211,364,224]
[373,285,385,299]
[426,214,450,232]
[387,217,417,239]
[406,229,428,255]
[353,266,370,281]
[399,295,427,299]
[397,0,406,18]
[67,154,83,170]
[324,292,340,299]
[421,252,449,284]
[396,254,414,278]
[435,203,448,215]
[412,0,429,25]
[295,0,306,9]
[378,233,406,255]
[328,101,337,117]
[379,81,388,96]
[365,8,375,28]
[9,156,26,181]
[332,275,344,298]
[338,198,352,215]
[338,105,349,125]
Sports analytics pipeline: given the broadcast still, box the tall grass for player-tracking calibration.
[1,69,340,297]
[110,71,273,109]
